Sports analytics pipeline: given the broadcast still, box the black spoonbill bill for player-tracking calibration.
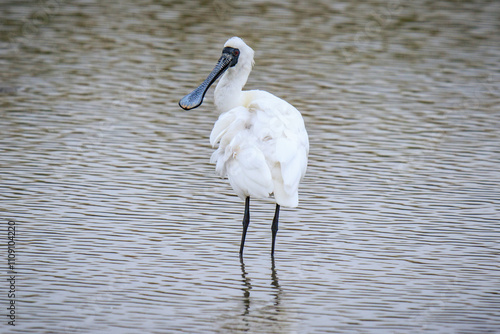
[179,37,309,256]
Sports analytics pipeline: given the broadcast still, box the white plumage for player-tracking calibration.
[210,90,309,207]
[209,37,309,208]
[179,37,309,256]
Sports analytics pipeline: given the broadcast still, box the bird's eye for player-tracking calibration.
[233,49,240,56]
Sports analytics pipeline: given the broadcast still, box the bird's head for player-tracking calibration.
[222,36,255,73]
[179,37,254,110]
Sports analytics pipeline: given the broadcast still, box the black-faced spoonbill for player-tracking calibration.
[179,37,309,256]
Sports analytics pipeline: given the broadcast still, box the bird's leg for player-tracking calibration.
[239,197,250,257]
[271,204,280,256]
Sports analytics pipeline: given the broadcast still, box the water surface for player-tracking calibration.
[1,0,500,333]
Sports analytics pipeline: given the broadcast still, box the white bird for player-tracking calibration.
[179,37,309,256]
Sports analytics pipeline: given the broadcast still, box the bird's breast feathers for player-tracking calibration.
[209,90,308,207]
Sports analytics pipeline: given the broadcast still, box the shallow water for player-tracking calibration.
[1,0,500,333]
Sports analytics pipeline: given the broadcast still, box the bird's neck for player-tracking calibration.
[214,67,250,113]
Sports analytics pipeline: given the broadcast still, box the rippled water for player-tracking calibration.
[1,0,500,333]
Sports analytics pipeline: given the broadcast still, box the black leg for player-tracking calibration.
[271,204,280,256]
[239,197,250,257]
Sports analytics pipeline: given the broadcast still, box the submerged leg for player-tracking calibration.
[271,204,280,256]
[239,197,251,257]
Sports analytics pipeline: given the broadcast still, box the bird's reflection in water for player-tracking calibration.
[270,256,282,308]
[239,256,282,315]
[230,256,292,333]
[239,256,252,316]
[215,257,299,332]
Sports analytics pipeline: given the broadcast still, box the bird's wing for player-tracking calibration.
[210,106,274,199]
[210,106,245,148]
[276,131,308,194]
[210,106,246,176]
[210,91,308,204]
[226,136,274,199]
[248,93,309,206]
